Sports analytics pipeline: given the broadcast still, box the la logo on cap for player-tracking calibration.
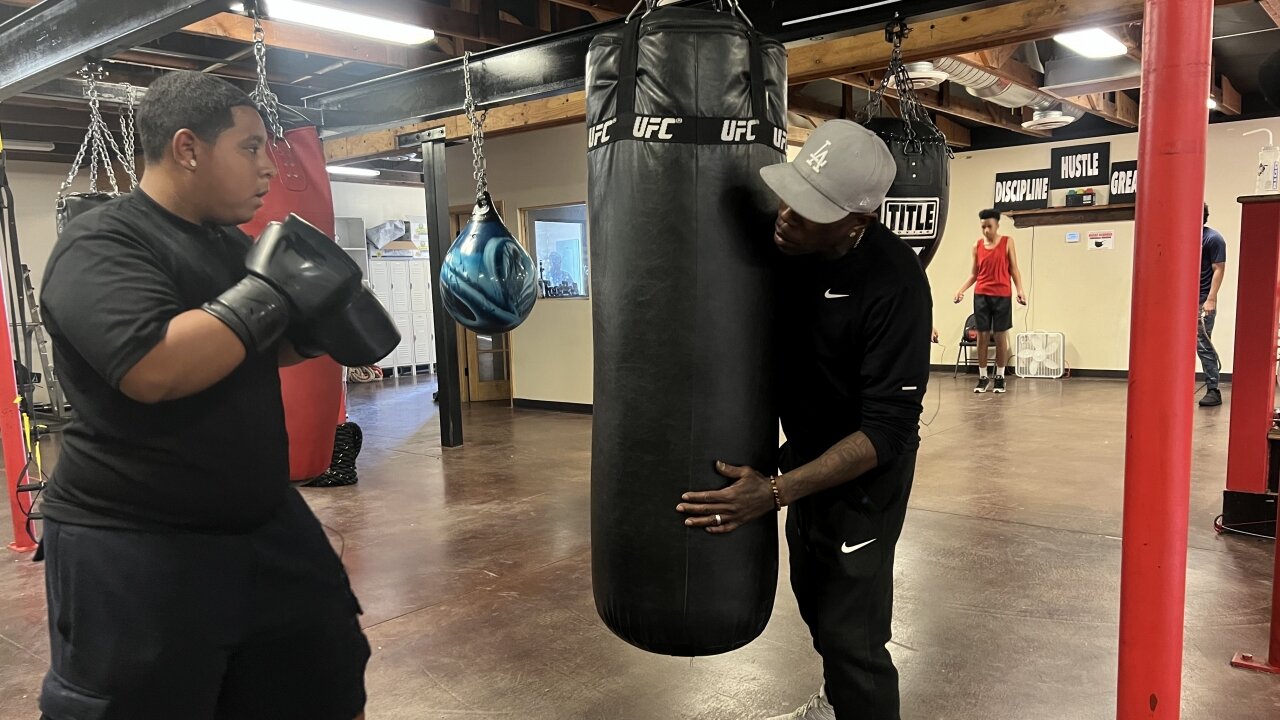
[807,140,832,173]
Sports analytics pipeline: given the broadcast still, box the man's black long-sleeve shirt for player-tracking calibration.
[776,221,932,504]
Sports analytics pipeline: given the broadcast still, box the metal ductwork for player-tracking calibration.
[930,56,1084,126]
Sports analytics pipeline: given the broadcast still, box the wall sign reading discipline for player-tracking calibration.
[1109,160,1138,204]
[993,169,1051,211]
[1050,142,1111,190]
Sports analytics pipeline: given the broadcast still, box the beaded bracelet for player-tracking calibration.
[769,476,783,511]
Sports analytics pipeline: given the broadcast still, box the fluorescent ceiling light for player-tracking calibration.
[1207,98,1218,110]
[1,140,56,152]
[1054,28,1127,59]
[233,1,435,45]
[327,166,380,178]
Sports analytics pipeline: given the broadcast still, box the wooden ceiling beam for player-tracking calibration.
[787,91,842,121]
[835,74,1048,138]
[1260,0,1280,27]
[944,52,1135,127]
[933,114,972,148]
[1211,74,1243,116]
[1063,91,1140,126]
[296,0,547,45]
[951,48,1041,89]
[538,0,555,31]
[788,0,1251,84]
[180,14,445,68]
[546,0,632,18]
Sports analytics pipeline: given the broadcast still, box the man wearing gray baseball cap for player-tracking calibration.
[677,120,932,720]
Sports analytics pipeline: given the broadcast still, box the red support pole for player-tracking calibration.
[1116,0,1214,717]
[1,254,34,552]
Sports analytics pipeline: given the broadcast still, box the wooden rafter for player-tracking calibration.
[787,0,1250,84]
[933,115,972,149]
[181,14,446,68]
[1063,91,1140,126]
[546,0,632,18]
[1261,0,1280,27]
[787,90,842,121]
[835,74,1048,138]
[945,52,1138,128]
[281,0,547,45]
[538,0,554,31]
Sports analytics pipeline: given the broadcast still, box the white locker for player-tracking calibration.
[368,258,436,373]
[412,314,434,364]
[389,262,411,313]
[369,261,391,306]
[392,312,414,367]
[409,260,431,314]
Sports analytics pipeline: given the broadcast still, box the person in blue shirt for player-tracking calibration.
[1198,203,1228,407]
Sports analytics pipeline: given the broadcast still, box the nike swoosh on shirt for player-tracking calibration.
[824,290,850,299]
[841,539,876,554]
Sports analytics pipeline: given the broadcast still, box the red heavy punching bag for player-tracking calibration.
[241,125,346,482]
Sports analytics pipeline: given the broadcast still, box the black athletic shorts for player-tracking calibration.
[39,489,370,720]
[973,293,1013,332]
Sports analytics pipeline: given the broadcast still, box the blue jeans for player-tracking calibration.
[1197,308,1220,390]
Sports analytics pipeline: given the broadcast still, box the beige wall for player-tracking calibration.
[928,117,1280,372]
[444,124,592,405]
[3,161,90,403]
[329,181,426,230]
[3,161,89,298]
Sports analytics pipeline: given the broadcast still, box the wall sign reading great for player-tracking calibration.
[991,141,1138,211]
[1109,160,1138,204]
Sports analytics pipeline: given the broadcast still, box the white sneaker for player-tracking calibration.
[766,691,837,720]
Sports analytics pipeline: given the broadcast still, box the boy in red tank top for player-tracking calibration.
[953,209,1026,394]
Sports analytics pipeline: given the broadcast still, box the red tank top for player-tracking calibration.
[975,236,1012,296]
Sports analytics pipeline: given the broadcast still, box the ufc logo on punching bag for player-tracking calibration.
[632,116,680,140]
[720,119,759,142]
[588,119,617,148]
[772,127,788,153]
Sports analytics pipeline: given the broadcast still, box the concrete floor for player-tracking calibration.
[1,373,1278,718]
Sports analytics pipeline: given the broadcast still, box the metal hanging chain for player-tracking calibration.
[249,2,286,143]
[88,68,137,189]
[864,15,951,156]
[119,84,139,179]
[462,52,489,203]
[60,65,131,197]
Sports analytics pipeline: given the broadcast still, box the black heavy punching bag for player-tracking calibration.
[866,118,950,268]
[587,5,786,657]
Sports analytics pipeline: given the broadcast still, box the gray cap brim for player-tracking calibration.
[760,162,849,225]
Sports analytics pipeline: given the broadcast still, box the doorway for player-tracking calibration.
[449,203,513,403]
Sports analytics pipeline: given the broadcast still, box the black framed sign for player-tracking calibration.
[1109,160,1138,203]
[1051,142,1111,190]
[993,169,1051,211]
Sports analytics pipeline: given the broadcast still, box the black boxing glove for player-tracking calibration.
[204,214,363,354]
[295,286,401,367]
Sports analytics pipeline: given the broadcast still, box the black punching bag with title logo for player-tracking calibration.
[865,118,950,268]
[585,5,785,656]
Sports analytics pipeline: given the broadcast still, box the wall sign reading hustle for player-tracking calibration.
[1050,142,1111,190]
[993,169,1051,211]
